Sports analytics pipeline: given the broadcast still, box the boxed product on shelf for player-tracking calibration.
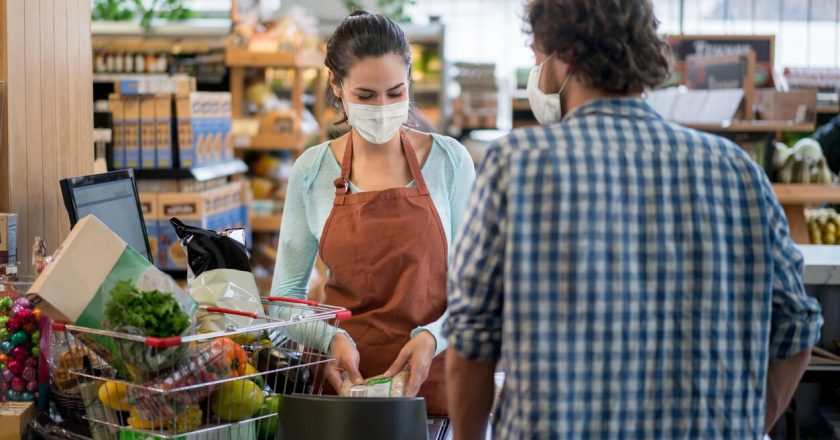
[155,94,173,168]
[116,75,196,97]
[158,191,211,270]
[109,94,125,169]
[140,96,157,169]
[123,96,141,169]
[0,213,17,267]
[176,92,233,168]
[138,193,160,265]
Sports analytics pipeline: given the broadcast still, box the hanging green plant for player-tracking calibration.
[92,0,135,21]
[93,0,196,30]
[342,0,416,22]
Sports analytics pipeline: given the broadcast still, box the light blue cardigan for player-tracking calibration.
[270,133,476,356]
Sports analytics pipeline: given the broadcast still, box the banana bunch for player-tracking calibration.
[807,208,840,245]
[775,139,837,184]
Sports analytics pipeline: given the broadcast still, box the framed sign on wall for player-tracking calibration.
[667,35,774,89]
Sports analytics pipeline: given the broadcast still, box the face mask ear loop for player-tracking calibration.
[557,65,574,118]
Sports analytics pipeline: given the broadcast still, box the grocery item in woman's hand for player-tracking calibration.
[339,369,409,398]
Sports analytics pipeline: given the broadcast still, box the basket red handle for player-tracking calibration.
[202,306,259,319]
[145,336,182,349]
[266,296,319,307]
[266,297,352,321]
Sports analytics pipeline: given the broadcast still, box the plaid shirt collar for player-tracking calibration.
[562,97,663,123]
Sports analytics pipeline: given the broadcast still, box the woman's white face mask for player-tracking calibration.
[345,99,410,144]
[526,53,572,125]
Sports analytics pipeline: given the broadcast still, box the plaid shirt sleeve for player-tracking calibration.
[763,177,824,361]
[444,145,507,363]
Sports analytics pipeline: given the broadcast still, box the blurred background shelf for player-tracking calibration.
[132,159,248,181]
[232,133,304,151]
[773,184,840,205]
[250,213,282,233]
[683,121,817,133]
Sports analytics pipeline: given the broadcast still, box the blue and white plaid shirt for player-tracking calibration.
[444,98,823,439]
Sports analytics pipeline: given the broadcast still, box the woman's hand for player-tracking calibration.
[383,331,437,396]
[328,333,363,393]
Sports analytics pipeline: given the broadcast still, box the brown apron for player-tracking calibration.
[319,128,449,416]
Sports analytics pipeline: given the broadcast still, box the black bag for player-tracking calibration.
[169,218,252,276]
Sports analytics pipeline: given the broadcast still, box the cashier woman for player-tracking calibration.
[270,11,475,415]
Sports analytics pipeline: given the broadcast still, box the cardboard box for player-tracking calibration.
[0,213,17,267]
[158,192,210,269]
[175,94,199,167]
[140,96,157,169]
[139,193,160,266]
[27,215,191,324]
[155,95,173,168]
[109,94,125,169]
[123,96,141,169]
[0,402,36,440]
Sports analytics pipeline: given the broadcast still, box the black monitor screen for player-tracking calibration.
[60,170,152,263]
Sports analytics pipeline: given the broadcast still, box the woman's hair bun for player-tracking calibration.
[349,10,371,17]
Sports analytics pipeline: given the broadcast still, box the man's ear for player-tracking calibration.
[328,71,342,99]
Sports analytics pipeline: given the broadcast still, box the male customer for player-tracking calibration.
[444,0,823,438]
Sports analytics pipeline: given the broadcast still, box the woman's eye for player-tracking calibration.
[388,93,403,98]
[357,95,373,101]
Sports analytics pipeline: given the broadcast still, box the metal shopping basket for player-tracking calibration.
[51,297,350,440]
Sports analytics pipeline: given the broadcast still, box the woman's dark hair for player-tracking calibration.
[325,10,412,124]
[524,0,672,95]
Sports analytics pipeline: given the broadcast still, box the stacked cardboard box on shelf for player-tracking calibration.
[141,181,250,270]
[108,76,233,170]
[176,92,233,167]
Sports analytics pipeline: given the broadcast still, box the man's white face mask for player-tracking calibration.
[526,53,572,125]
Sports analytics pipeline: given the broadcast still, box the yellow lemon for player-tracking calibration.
[98,381,131,412]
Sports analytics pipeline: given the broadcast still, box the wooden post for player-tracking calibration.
[230,67,245,119]
[784,204,810,244]
[0,0,93,276]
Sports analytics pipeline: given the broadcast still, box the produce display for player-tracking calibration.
[0,295,46,402]
[807,208,840,245]
[774,139,838,184]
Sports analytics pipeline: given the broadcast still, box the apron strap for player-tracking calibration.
[399,128,430,195]
[333,127,431,198]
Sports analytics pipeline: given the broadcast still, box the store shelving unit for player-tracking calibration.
[249,213,282,234]
[683,121,817,133]
[231,132,304,152]
[225,43,327,153]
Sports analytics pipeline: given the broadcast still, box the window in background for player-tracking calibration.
[406,0,839,77]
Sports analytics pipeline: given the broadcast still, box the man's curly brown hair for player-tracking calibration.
[525,0,672,95]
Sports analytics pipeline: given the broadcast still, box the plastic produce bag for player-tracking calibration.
[170,218,264,333]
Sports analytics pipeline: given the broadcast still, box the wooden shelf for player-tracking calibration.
[818,105,840,115]
[225,46,324,69]
[773,184,840,205]
[773,184,840,244]
[250,214,282,233]
[684,121,816,133]
[232,132,303,151]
